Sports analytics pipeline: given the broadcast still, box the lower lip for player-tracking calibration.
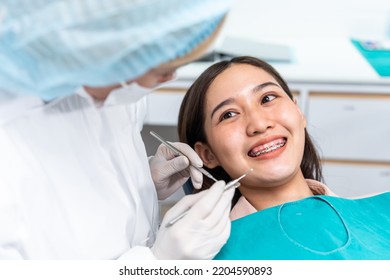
[250,143,287,160]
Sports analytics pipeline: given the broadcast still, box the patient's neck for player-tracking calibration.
[240,174,314,211]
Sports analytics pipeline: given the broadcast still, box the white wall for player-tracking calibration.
[224,0,390,41]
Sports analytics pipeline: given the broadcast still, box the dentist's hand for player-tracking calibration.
[151,181,234,259]
[149,142,203,200]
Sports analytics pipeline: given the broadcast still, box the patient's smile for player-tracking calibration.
[248,138,287,157]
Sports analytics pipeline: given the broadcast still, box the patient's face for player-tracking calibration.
[199,64,306,188]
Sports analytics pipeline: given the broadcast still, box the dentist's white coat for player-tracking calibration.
[0,88,159,259]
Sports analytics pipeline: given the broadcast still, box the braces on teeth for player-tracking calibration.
[255,142,285,156]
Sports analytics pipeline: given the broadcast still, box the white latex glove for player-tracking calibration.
[151,181,235,260]
[149,142,203,200]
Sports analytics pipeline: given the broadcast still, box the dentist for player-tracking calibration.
[0,0,235,259]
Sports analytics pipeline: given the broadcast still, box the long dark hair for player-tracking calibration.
[178,56,323,205]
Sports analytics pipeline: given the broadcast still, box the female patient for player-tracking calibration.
[178,56,390,259]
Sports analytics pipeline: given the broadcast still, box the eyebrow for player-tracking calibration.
[210,81,281,119]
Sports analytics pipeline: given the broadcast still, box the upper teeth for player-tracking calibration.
[259,143,284,155]
[249,139,286,157]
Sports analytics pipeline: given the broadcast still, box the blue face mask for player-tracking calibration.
[0,0,231,101]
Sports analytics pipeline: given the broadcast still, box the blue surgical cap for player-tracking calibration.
[0,0,231,100]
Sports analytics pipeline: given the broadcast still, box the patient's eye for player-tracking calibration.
[261,94,276,104]
[220,111,237,122]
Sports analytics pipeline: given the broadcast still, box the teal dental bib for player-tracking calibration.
[215,192,390,260]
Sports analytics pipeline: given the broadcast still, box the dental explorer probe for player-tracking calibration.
[223,168,253,191]
[165,168,253,228]
[149,131,218,183]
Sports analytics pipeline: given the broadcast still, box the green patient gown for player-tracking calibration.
[214,192,390,260]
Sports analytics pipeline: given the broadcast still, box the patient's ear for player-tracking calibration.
[194,141,220,168]
[294,98,307,128]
